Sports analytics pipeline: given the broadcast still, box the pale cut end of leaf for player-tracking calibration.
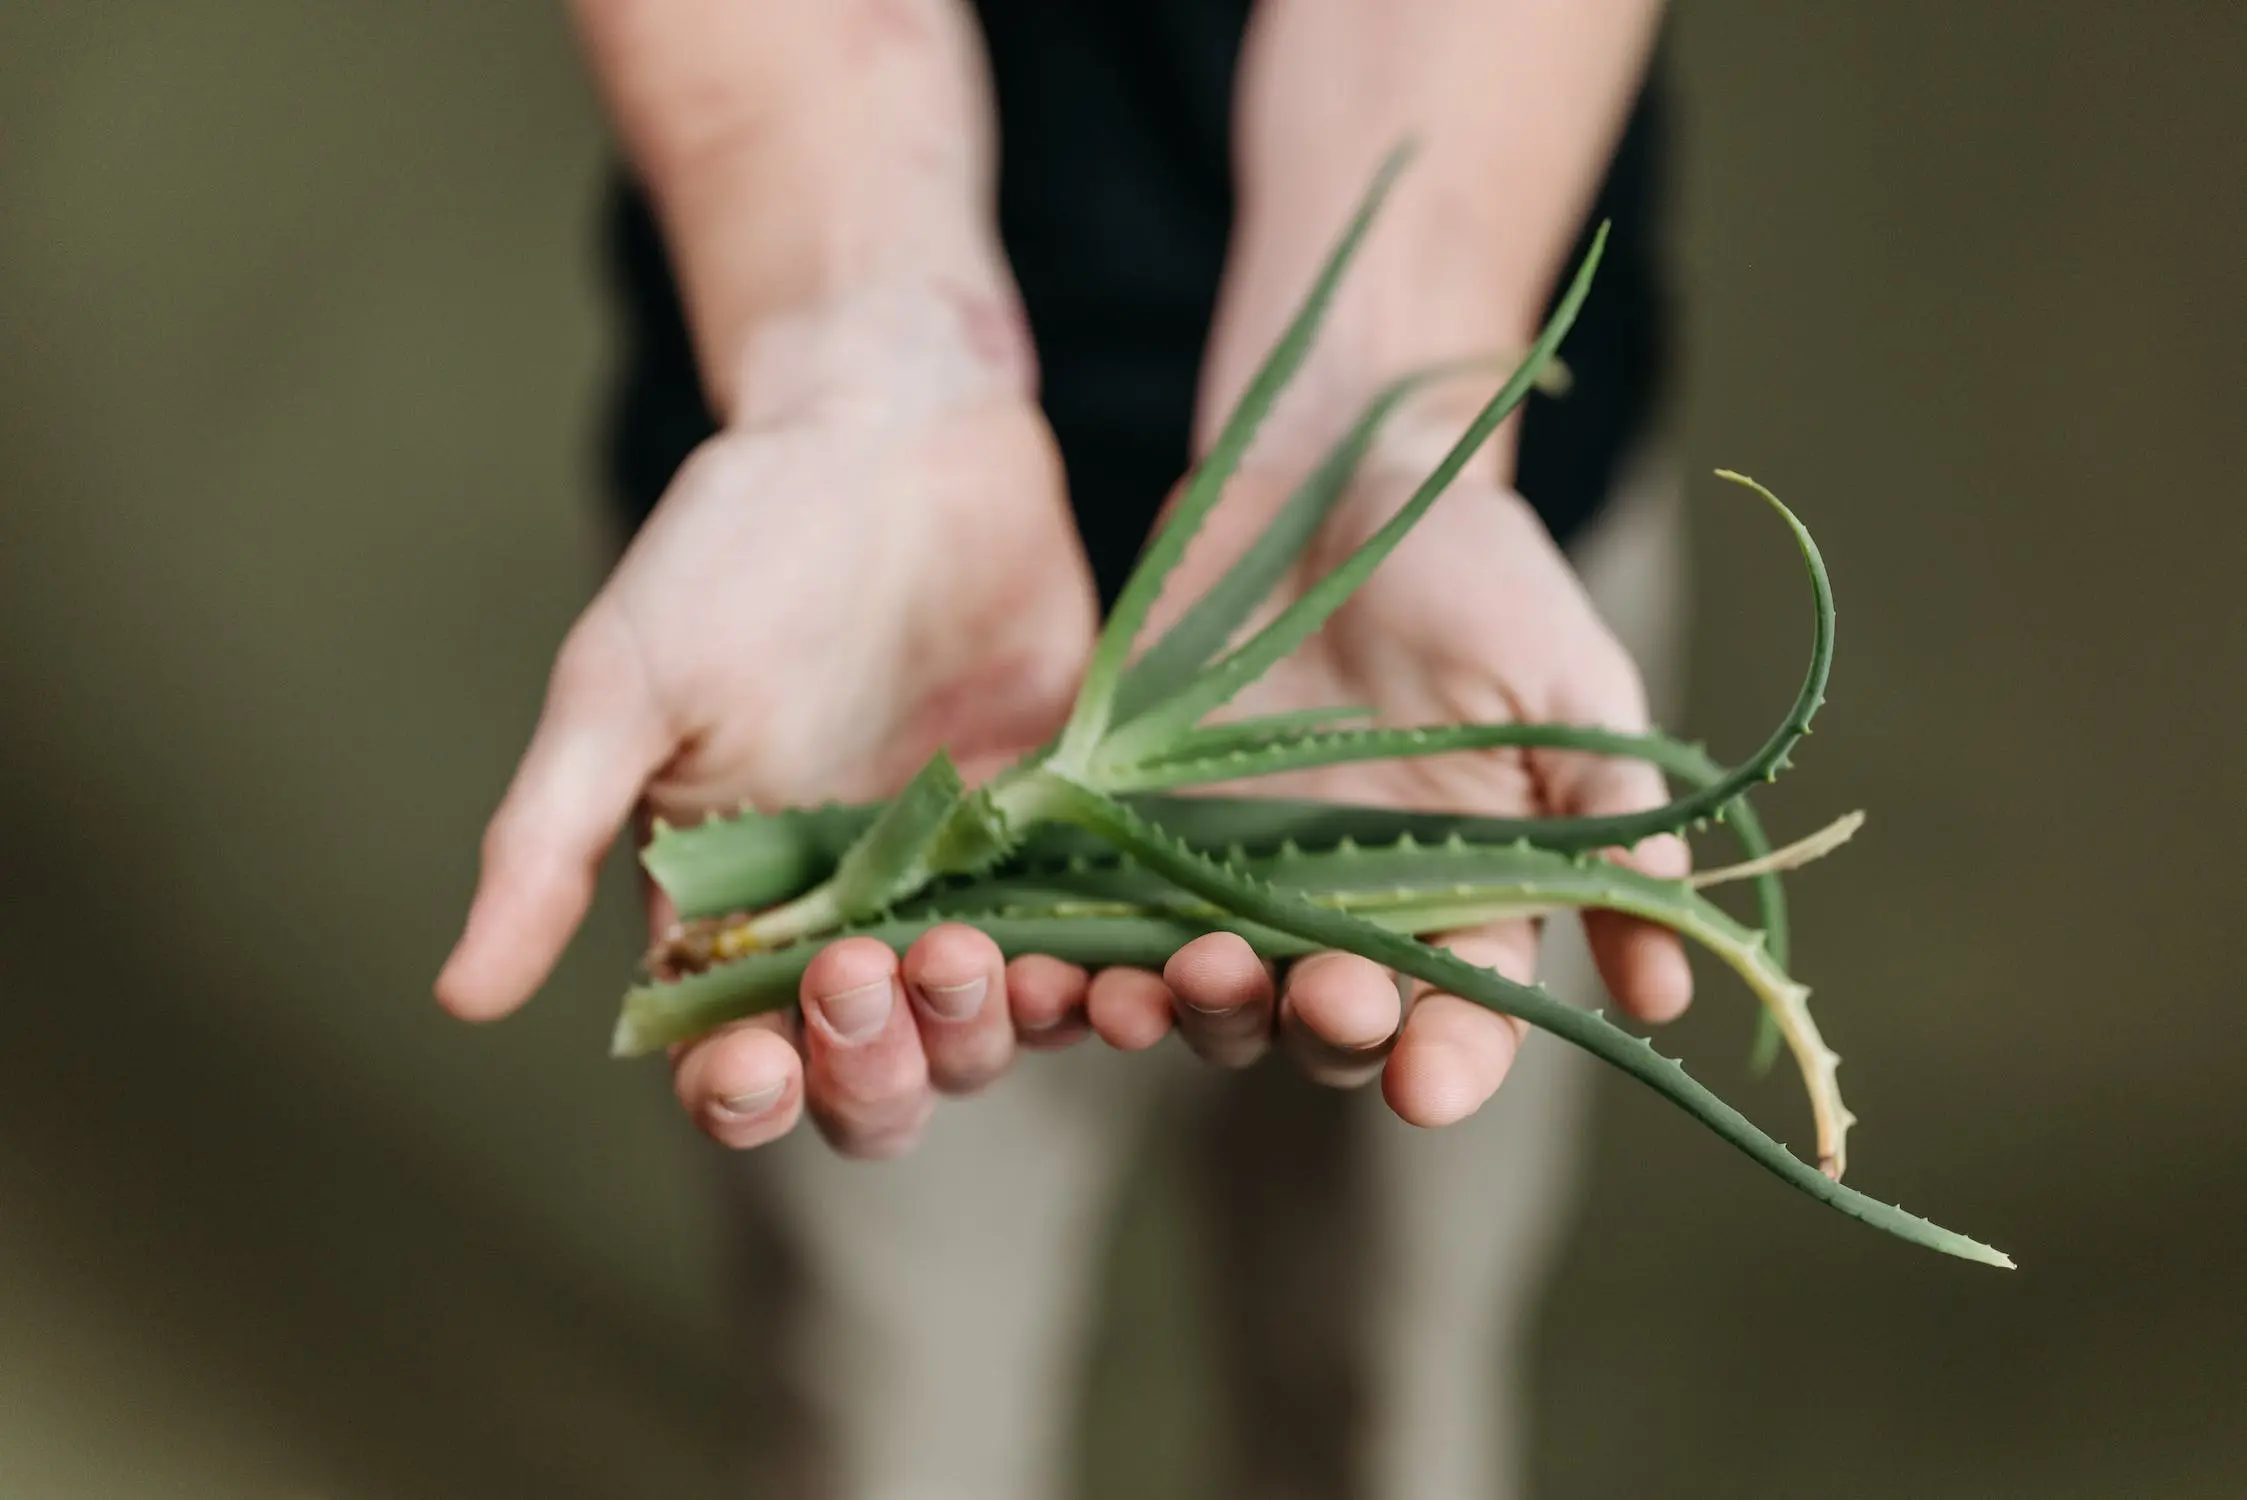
[1691,810,1866,888]
[612,1011,648,1059]
[1714,468,1788,509]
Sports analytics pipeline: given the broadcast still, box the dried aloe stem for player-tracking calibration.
[641,730,1781,923]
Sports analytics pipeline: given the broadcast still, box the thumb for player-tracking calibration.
[436,603,675,1021]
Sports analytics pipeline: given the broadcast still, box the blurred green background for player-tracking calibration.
[3,4,2242,1496]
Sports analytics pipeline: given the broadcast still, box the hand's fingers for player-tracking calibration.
[1381,924,1536,1127]
[1163,932,1276,1069]
[1084,966,1174,1052]
[1277,950,1402,1088]
[1552,748,1695,1024]
[436,602,674,1022]
[902,923,1013,1095]
[672,1015,804,1150]
[798,937,934,1159]
[1008,954,1093,1049]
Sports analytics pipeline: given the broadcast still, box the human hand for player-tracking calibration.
[435,289,1099,1157]
[1041,431,1692,1126]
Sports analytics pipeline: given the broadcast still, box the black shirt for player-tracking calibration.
[599,2,1670,606]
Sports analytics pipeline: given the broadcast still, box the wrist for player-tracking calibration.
[1205,332,1532,498]
[577,0,1019,419]
[1198,188,1550,489]
[1199,0,1661,475]
[728,273,1039,434]
[1356,368,1528,492]
[652,122,1029,424]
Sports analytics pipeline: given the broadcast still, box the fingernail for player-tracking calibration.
[917,975,987,1022]
[714,1080,787,1120]
[1181,999,1260,1036]
[813,979,895,1044]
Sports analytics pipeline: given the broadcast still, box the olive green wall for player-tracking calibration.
[2,4,2240,1496]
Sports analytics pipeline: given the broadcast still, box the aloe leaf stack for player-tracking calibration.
[613,144,2012,1271]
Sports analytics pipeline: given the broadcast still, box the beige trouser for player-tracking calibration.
[724,446,1688,1500]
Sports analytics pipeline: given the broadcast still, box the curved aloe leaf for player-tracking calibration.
[1038,776,2009,1269]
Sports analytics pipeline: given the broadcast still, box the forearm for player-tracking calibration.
[571,0,1026,420]
[1203,0,1663,475]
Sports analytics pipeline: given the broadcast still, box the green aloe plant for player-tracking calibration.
[612,144,2012,1270]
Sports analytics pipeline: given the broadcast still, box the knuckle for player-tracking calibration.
[479,798,558,881]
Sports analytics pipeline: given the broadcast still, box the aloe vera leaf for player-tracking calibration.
[1128,705,1378,759]
[1114,718,1817,828]
[614,912,1297,1056]
[1035,775,2009,1268]
[910,821,1853,1171]
[1112,359,1499,724]
[619,827,1833,1069]
[1103,466,1824,879]
[642,801,879,923]
[1265,832,1856,1174]
[635,743,1805,1093]
[1344,865,1852,1174]
[1690,811,1861,888]
[1254,819,1821,1128]
[1117,715,1802,1045]
[1092,221,1608,769]
[1052,144,1417,767]
[642,747,1788,921]
[640,789,1519,924]
[1124,464,1828,1074]
[731,752,1013,947]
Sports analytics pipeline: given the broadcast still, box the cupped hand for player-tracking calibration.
[436,295,1099,1158]
[1051,443,1693,1127]
[437,311,1684,1151]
